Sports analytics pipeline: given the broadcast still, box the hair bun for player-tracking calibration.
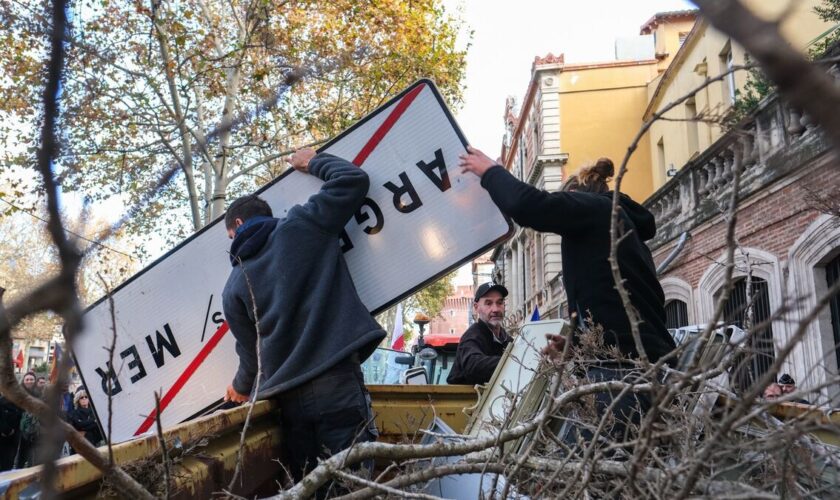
[592,158,614,180]
[578,158,613,186]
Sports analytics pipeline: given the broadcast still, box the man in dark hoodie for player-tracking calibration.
[222,148,386,486]
[459,146,676,448]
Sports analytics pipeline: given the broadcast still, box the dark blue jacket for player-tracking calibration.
[223,153,386,398]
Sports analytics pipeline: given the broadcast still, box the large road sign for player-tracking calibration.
[74,79,512,443]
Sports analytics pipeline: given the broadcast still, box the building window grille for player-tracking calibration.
[665,299,689,329]
[826,254,840,374]
[721,277,774,390]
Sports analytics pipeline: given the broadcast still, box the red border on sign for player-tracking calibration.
[352,83,425,166]
[134,321,229,436]
[132,85,426,436]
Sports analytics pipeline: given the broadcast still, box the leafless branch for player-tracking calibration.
[608,62,753,367]
[97,273,118,467]
[154,391,172,500]
[227,258,263,492]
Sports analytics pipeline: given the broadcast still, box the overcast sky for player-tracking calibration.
[442,0,696,155]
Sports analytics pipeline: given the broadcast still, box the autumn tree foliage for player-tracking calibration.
[0,0,467,246]
[0,198,138,340]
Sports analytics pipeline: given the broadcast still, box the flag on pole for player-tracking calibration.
[390,303,406,351]
[49,342,62,383]
[14,348,24,370]
[530,305,540,322]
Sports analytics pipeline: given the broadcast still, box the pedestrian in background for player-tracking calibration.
[69,389,102,448]
[0,394,22,471]
[15,372,42,469]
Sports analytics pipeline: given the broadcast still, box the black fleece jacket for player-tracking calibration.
[69,407,102,445]
[223,153,386,398]
[480,166,676,365]
[447,321,511,385]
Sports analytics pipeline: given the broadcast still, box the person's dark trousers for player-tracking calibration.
[0,436,18,471]
[561,363,653,455]
[277,356,378,498]
[15,437,36,469]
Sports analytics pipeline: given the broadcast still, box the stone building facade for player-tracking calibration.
[648,89,840,404]
[490,7,839,405]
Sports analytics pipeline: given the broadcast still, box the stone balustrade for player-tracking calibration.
[644,73,833,251]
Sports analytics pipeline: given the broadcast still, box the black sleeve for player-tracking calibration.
[480,166,605,236]
[454,335,502,384]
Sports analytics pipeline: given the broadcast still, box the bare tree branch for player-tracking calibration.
[691,0,840,149]
[227,258,263,492]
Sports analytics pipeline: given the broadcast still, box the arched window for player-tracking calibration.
[665,299,689,329]
[721,276,774,389]
[787,214,840,402]
[827,253,840,374]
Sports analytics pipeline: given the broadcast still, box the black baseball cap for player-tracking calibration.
[474,282,509,302]
[778,374,795,386]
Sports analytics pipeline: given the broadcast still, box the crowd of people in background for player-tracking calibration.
[0,372,102,473]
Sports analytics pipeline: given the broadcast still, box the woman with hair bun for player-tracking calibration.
[459,146,675,447]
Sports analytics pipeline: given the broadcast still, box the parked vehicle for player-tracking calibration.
[361,333,462,385]
[669,323,746,371]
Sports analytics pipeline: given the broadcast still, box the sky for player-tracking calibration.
[14,0,698,268]
[442,0,696,155]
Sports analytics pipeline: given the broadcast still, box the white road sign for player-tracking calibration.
[74,79,512,443]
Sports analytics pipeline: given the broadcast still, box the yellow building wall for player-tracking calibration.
[742,0,835,48]
[557,63,660,202]
[651,18,699,73]
[646,1,835,193]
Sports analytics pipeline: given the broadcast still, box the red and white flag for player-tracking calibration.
[14,348,24,369]
[390,303,405,351]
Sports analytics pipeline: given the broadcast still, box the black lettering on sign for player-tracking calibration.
[95,362,122,396]
[120,345,147,383]
[383,172,423,213]
[339,229,354,253]
[201,295,214,342]
[145,323,182,368]
[416,149,451,192]
[354,198,384,235]
[212,311,225,326]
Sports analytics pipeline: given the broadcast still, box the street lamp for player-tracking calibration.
[414,313,437,366]
[413,313,430,349]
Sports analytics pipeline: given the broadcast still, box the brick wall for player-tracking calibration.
[429,285,474,336]
[654,158,838,290]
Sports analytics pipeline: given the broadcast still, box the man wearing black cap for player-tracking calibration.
[778,374,811,405]
[447,282,512,385]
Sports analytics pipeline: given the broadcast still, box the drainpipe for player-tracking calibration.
[656,231,690,276]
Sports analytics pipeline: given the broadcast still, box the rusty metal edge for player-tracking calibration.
[0,401,277,499]
[0,386,478,498]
